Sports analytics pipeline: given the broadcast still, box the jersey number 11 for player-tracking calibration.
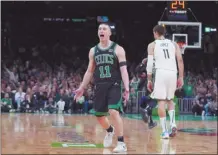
[163,49,170,59]
[99,65,111,78]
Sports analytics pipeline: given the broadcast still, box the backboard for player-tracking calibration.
[158,21,202,49]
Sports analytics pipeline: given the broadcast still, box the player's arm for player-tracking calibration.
[142,58,147,65]
[146,42,155,82]
[174,42,184,79]
[116,46,129,91]
[79,48,96,89]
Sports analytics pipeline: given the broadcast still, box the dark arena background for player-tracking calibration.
[1,1,218,154]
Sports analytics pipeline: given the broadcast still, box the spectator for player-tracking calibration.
[14,87,26,111]
[208,97,218,116]
[183,80,194,98]
[62,89,71,113]
[128,88,137,113]
[5,86,16,109]
[20,94,32,113]
[44,97,57,114]
[3,64,19,84]
[87,86,94,112]
[1,93,13,112]
[57,97,65,114]
[36,87,48,112]
[1,82,6,98]
[77,95,85,113]
[195,80,207,98]
[204,92,213,116]
[192,97,207,116]
[31,86,40,112]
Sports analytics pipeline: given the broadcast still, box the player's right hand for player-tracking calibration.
[142,58,147,64]
[147,80,153,92]
[123,89,129,105]
[73,87,84,102]
[177,77,184,89]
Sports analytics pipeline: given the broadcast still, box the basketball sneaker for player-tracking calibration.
[148,121,157,129]
[161,132,169,139]
[169,125,177,137]
[113,142,127,153]
[139,107,149,123]
[103,126,115,147]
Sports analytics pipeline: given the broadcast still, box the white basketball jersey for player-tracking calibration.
[153,39,177,72]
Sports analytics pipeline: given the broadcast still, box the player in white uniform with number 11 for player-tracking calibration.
[146,25,184,139]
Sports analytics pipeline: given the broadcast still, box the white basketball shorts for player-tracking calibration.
[150,69,177,100]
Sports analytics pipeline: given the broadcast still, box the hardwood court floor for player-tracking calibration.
[1,113,217,154]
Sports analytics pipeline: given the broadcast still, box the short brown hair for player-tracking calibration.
[153,25,166,36]
[99,22,112,32]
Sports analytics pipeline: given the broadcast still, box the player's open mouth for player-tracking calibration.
[100,34,104,37]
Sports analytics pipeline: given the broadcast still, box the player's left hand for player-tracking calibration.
[123,89,129,105]
[177,77,184,89]
[147,80,153,92]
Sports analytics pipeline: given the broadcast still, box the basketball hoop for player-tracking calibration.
[177,42,187,55]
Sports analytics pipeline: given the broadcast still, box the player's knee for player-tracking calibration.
[109,109,119,117]
[157,100,165,108]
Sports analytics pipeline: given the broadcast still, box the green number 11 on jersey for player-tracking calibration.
[99,65,111,78]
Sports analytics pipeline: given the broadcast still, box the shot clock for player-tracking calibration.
[169,1,186,10]
[167,1,188,21]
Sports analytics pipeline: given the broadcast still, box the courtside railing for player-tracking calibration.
[178,98,195,114]
[129,91,195,114]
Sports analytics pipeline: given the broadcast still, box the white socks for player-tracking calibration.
[160,110,176,133]
[168,110,176,127]
[160,117,167,133]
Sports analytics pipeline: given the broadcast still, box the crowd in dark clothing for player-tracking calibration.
[1,57,94,114]
[1,51,217,116]
[128,59,218,116]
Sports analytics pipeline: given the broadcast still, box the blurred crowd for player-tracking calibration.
[1,52,217,116]
[186,72,218,116]
[1,56,217,116]
[1,57,94,114]
[128,67,218,116]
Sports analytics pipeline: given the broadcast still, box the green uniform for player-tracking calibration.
[1,98,12,106]
[93,42,123,116]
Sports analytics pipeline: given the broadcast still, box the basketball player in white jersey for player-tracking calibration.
[146,25,184,139]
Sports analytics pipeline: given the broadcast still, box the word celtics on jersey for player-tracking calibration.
[93,42,122,83]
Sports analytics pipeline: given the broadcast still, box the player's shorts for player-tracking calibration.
[150,69,177,100]
[93,82,123,117]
